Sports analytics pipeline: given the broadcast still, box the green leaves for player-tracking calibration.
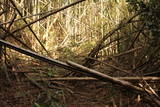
[47,67,57,77]
[34,103,44,107]
[127,0,160,38]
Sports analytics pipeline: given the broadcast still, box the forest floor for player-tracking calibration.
[0,60,158,107]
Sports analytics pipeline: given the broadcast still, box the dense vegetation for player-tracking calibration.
[0,0,160,107]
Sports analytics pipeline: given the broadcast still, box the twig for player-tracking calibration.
[129,24,145,49]
[25,74,46,91]
[144,71,160,76]
[88,57,131,75]
[7,13,17,30]
[113,47,142,57]
[139,83,160,106]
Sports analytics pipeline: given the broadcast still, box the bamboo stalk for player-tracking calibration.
[67,60,144,92]
[12,0,87,34]
[27,77,160,81]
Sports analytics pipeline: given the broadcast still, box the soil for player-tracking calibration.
[0,62,158,107]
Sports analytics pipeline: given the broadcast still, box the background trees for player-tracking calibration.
[0,0,160,106]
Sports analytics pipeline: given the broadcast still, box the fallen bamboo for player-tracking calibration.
[26,77,160,81]
[67,61,149,92]
[113,47,142,57]
[0,39,77,71]
[0,39,159,105]
[67,61,160,106]
[88,57,131,74]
